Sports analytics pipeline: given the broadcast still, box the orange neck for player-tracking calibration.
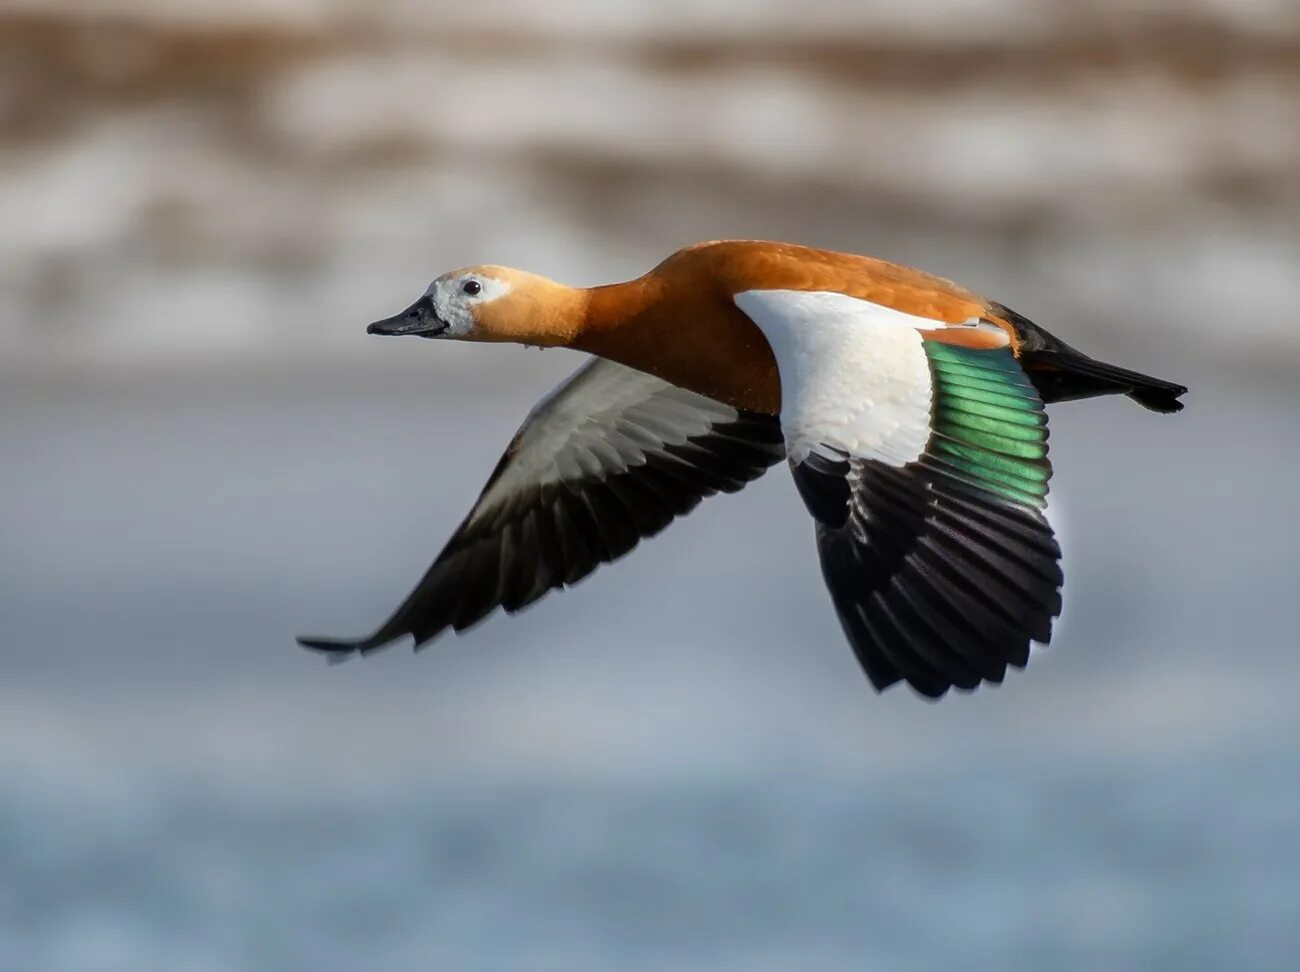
[570,276,782,414]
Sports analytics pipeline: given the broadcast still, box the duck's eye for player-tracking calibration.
[461,280,482,297]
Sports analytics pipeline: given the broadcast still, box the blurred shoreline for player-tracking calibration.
[3,1,1298,373]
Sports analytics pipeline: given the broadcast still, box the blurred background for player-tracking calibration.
[2,0,1298,968]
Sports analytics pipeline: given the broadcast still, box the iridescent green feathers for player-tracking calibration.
[922,342,1052,509]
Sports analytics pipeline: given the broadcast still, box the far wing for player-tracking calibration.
[299,358,785,655]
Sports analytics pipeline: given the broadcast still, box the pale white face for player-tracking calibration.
[425,270,513,338]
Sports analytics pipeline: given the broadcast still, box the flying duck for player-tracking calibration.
[299,240,1186,698]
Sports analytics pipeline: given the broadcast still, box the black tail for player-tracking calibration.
[990,303,1188,414]
[1026,352,1187,413]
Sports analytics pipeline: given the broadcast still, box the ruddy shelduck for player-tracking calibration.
[300,240,1186,698]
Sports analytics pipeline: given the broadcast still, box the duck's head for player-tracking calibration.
[366,265,584,346]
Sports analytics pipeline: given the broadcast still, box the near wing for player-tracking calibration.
[792,342,1064,698]
[298,358,785,655]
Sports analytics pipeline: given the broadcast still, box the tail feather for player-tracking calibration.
[1027,351,1188,413]
[988,303,1187,414]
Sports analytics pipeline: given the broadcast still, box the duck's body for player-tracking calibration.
[577,240,998,414]
[301,240,1185,698]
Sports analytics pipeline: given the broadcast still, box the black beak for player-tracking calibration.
[366,295,448,337]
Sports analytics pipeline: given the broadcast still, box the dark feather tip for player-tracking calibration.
[1129,384,1188,414]
[297,635,365,654]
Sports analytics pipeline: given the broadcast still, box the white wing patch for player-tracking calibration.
[734,289,937,466]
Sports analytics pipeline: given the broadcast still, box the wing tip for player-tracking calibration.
[296,632,394,657]
[875,627,1054,699]
[297,634,360,656]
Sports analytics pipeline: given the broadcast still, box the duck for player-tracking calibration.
[299,240,1186,698]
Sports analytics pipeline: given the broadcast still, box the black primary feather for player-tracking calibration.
[298,359,785,656]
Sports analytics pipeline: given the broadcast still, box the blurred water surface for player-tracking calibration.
[2,1,1298,969]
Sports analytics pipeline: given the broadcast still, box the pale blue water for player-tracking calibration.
[2,754,1296,971]
[2,363,1297,970]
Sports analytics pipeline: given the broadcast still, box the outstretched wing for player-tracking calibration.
[299,358,785,655]
[736,289,1063,698]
